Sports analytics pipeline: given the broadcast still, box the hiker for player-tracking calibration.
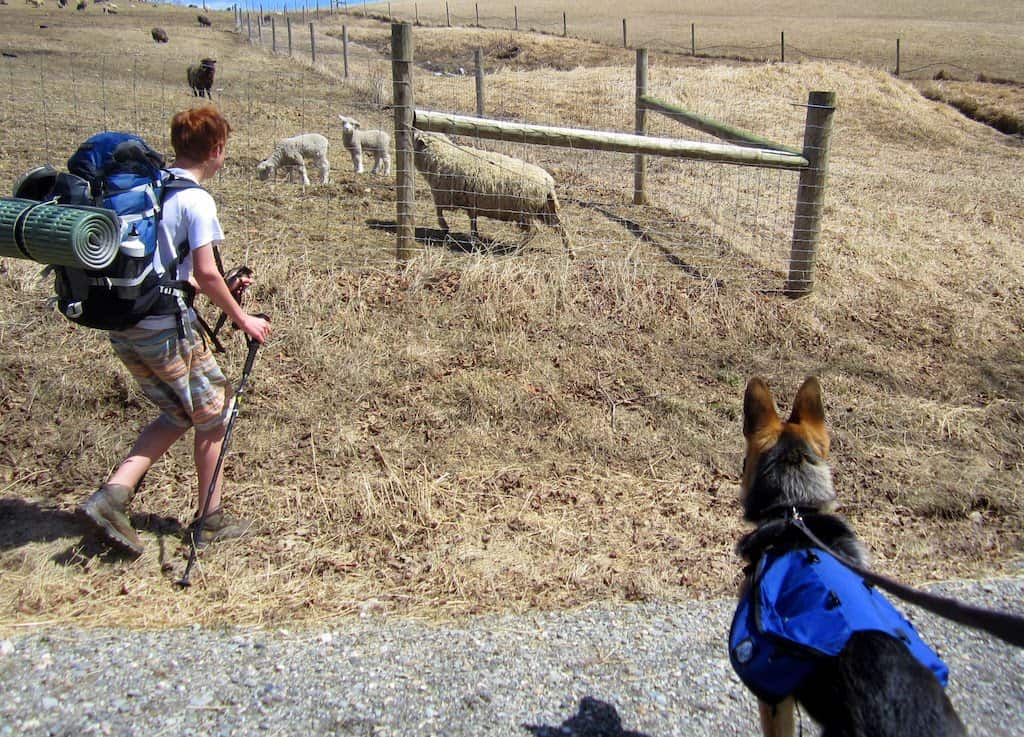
[79,105,271,557]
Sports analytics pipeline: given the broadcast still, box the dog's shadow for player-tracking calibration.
[523,697,653,737]
[368,219,522,255]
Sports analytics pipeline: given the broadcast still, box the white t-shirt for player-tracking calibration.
[134,168,224,330]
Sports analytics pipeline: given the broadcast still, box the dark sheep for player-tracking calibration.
[197,13,212,27]
[76,0,86,9]
[151,27,168,43]
[187,58,216,98]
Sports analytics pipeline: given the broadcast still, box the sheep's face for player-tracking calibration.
[338,115,360,136]
[256,160,273,180]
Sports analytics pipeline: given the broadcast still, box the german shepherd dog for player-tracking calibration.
[737,376,966,737]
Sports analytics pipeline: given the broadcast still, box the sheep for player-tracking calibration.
[412,131,572,255]
[151,27,168,43]
[187,58,216,98]
[338,115,391,176]
[197,13,212,27]
[256,133,330,186]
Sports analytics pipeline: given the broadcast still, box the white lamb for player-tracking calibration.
[256,133,330,185]
[338,115,392,176]
[412,131,572,255]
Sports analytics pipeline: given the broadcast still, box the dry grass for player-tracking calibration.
[0,3,1022,632]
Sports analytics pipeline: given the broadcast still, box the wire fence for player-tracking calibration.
[1,13,831,292]
[281,0,1022,83]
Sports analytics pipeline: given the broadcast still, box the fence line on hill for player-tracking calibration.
[238,0,1015,83]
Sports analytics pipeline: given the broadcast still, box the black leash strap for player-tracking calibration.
[790,515,1024,649]
[177,329,263,588]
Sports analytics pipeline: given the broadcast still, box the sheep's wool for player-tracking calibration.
[414,133,556,217]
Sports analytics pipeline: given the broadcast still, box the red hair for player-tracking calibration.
[170,105,233,161]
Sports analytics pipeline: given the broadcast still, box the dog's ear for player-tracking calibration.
[788,376,824,426]
[743,377,779,438]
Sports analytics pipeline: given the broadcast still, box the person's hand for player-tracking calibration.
[238,313,271,344]
[225,267,254,303]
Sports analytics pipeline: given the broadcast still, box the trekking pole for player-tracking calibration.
[177,322,265,588]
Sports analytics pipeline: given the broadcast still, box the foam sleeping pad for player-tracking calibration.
[0,197,120,269]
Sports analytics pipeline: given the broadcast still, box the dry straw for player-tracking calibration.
[0,4,1021,631]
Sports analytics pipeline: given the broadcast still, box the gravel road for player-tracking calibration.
[1,577,1021,737]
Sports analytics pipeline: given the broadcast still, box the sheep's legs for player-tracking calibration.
[297,161,311,186]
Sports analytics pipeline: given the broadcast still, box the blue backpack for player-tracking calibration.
[729,546,949,705]
[14,132,201,331]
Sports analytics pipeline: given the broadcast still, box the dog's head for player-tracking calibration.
[740,376,836,521]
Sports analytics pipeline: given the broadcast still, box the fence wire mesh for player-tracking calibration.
[0,17,827,292]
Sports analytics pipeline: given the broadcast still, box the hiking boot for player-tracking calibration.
[78,483,144,556]
[185,509,253,549]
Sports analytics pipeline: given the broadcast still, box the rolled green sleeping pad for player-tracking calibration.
[0,197,120,270]
[0,197,37,260]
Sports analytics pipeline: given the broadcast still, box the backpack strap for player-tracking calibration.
[155,172,204,341]
[156,172,232,351]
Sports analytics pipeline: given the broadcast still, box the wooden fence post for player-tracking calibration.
[895,38,901,76]
[622,18,627,48]
[342,25,349,78]
[633,48,648,205]
[287,17,293,56]
[691,23,695,55]
[514,5,518,31]
[781,31,785,62]
[475,3,479,26]
[310,22,316,64]
[271,17,277,52]
[392,22,416,262]
[446,2,450,26]
[563,11,567,37]
[786,91,836,297]
[474,48,485,117]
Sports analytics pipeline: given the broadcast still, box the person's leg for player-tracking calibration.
[194,423,226,515]
[108,415,190,490]
[81,328,194,555]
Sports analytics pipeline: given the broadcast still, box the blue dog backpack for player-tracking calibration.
[729,546,949,704]
[14,132,200,331]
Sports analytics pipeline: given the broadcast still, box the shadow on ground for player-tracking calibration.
[368,218,522,255]
[0,496,188,568]
[523,697,653,737]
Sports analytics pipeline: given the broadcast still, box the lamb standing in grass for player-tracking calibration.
[412,131,572,255]
[256,133,330,185]
[338,115,391,176]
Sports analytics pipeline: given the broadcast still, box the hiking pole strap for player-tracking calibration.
[195,311,226,353]
[791,517,1024,649]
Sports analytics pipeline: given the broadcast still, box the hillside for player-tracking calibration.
[0,3,1021,629]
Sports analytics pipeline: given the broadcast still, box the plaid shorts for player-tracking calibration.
[110,323,233,432]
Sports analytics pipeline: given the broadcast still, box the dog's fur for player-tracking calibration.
[737,376,965,737]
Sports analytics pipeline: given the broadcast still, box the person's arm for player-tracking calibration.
[192,243,270,344]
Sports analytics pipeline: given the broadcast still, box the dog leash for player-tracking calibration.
[788,512,1024,649]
